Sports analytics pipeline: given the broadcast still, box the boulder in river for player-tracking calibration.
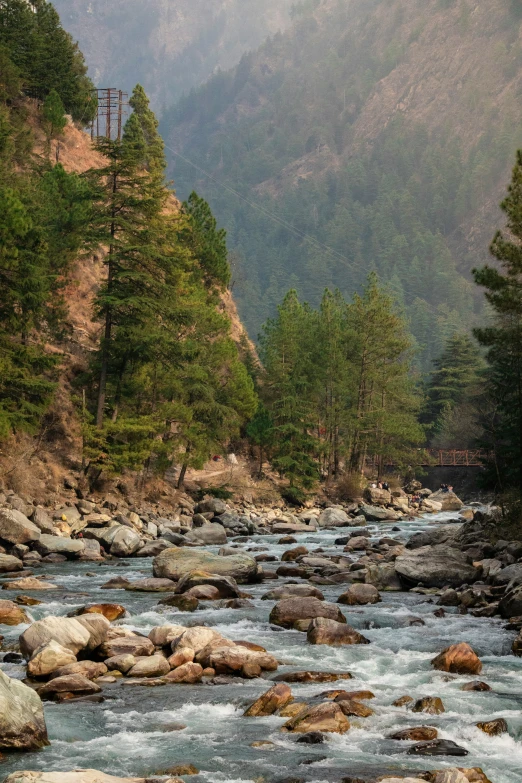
[317,508,350,528]
[335,697,373,717]
[244,683,293,716]
[498,584,522,618]
[269,597,346,628]
[110,527,141,557]
[0,553,24,573]
[153,547,259,583]
[128,655,170,678]
[74,604,126,622]
[476,718,508,735]
[306,617,370,646]
[20,616,92,658]
[0,509,41,544]
[175,570,241,598]
[274,671,353,683]
[0,599,29,625]
[412,696,445,714]
[0,668,49,750]
[34,535,85,558]
[39,673,102,699]
[262,584,324,601]
[431,643,482,675]
[365,563,402,591]
[406,738,469,756]
[395,545,481,588]
[125,578,176,592]
[429,490,464,511]
[48,661,108,681]
[389,726,438,741]
[99,634,155,659]
[164,662,203,683]
[337,584,381,605]
[184,523,227,545]
[2,577,58,591]
[3,773,145,783]
[282,701,350,733]
[27,640,77,678]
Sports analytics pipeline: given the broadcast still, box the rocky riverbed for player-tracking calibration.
[1,487,522,783]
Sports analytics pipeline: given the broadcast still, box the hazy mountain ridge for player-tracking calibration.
[52,0,294,109]
[162,0,522,368]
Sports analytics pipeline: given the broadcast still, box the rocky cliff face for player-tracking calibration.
[52,0,294,109]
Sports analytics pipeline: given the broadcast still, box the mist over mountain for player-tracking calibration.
[52,0,294,110]
[162,0,522,370]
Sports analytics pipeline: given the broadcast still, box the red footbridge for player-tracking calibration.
[424,449,488,467]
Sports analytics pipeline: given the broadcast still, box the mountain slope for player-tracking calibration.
[52,0,294,109]
[163,0,522,369]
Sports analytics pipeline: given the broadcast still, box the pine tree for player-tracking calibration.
[182,192,231,288]
[473,149,522,494]
[128,84,166,178]
[42,88,66,139]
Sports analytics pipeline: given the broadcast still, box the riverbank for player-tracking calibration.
[1,489,522,783]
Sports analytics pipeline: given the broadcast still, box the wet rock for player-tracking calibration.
[331,689,374,701]
[407,525,461,550]
[431,643,482,675]
[167,647,194,668]
[105,654,136,674]
[389,727,438,741]
[5,776,142,783]
[336,698,373,717]
[360,504,399,521]
[39,674,102,698]
[128,655,170,678]
[110,527,141,557]
[343,536,369,550]
[429,490,464,511]
[363,487,392,506]
[74,614,110,651]
[163,765,199,777]
[15,595,41,606]
[157,594,199,612]
[153,548,259,583]
[283,702,349,733]
[27,641,77,677]
[0,669,49,750]
[20,617,92,658]
[99,635,155,659]
[498,584,522,618]
[279,702,308,717]
[461,681,491,692]
[185,522,227,545]
[0,599,29,626]
[395,545,481,588]
[262,584,324,601]
[171,626,225,654]
[76,604,126,622]
[244,683,293,716]
[49,661,108,680]
[270,597,346,628]
[476,718,508,735]
[307,617,370,646]
[365,563,402,591]
[281,546,308,562]
[318,508,350,527]
[295,732,324,744]
[0,510,40,545]
[34,535,85,558]
[164,662,203,683]
[412,696,445,714]
[3,577,58,591]
[0,554,23,573]
[338,584,381,605]
[100,577,131,589]
[274,671,352,683]
[204,644,278,678]
[125,578,177,592]
[429,771,470,783]
[175,570,241,598]
[407,739,469,756]
[149,624,186,647]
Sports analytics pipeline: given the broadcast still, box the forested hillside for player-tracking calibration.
[164,0,522,370]
[52,0,294,110]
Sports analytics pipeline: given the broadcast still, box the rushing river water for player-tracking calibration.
[1,512,522,783]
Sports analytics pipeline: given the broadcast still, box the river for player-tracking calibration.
[1,512,521,783]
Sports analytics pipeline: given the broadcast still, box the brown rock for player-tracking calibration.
[99,635,155,658]
[77,604,126,621]
[393,695,414,707]
[281,546,308,562]
[2,577,57,591]
[279,702,308,717]
[412,696,445,714]
[431,643,482,675]
[0,599,29,626]
[49,661,108,680]
[27,641,77,678]
[274,671,352,683]
[336,698,373,717]
[39,674,102,698]
[164,765,198,776]
[128,655,171,678]
[125,578,177,592]
[14,595,41,606]
[337,584,381,605]
[307,617,370,646]
[389,726,438,741]
[461,681,492,692]
[476,718,508,736]
[168,647,195,668]
[334,690,375,701]
[283,701,350,734]
[184,584,221,600]
[105,654,136,674]
[269,597,346,628]
[164,662,203,683]
[244,683,293,717]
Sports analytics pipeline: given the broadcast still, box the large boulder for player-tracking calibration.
[0,599,29,626]
[34,535,85,558]
[360,504,399,521]
[0,669,49,750]
[363,487,392,506]
[39,674,101,698]
[99,634,154,659]
[244,683,293,717]
[202,644,278,678]
[499,584,522,618]
[262,584,324,601]
[128,655,170,678]
[74,614,110,651]
[365,563,402,591]
[125,578,176,592]
[307,617,370,646]
[429,490,464,511]
[338,584,381,605]
[269,597,346,628]
[283,702,350,734]
[110,527,141,557]
[395,545,481,588]
[196,498,227,515]
[407,525,462,550]
[31,507,55,534]
[153,547,259,583]
[175,570,241,598]
[431,643,482,675]
[20,617,92,658]
[0,509,40,545]
[27,641,77,678]
[492,563,522,587]
[318,508,350,528]
[0,553,24,573]
[3,772,144,783]
[184,523,227,545]
[48,661,108,681]
[171,626,225,654]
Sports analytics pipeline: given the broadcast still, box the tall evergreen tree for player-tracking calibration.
[128,84,166,179]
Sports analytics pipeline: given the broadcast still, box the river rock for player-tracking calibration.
[335,698,373,717]
[244,683,293,716]
[74,614,110,650]
[0,554,23,573]
[429,490,464,511]
[170,626,225,654]
[407,524,462,550]
[149,624,186,647]
[429,772,470,783]
[167,647,195,668]
[0,599,29,625]
[175,570,240,598]
[498,584,522,618]
[2,577,58,591]
[0,509,41,545]
[20,617,92,658]
[476,718,508,735]
[34,535,85,558]
[317,508,350,528]
[49,661,108,680]
[337,584,381,605]
[3,773,144,783]
[412,696,445,714]
[27,641,77,677]
[269,597,346,628]
[126,578,177,592]
[202,644,278,678]
[76,604,126,621]
[272,522,315,534]
[196,498,227,515]
[164,662,203,683]
[99,634,155,658]
[395,545,481,588]
[281,545,308,562]
[461,681,491,692]
[158,594,199,611]
[110,527,141,557]
[365,563,402,591]
[153,548,258,583]
[135,539,172,557]
[407,739,469,756]
[262,584,324,601]
[0,669,49,749]
[184,523,227,545]
[431,643,482,675]
[360,504,399,521]
[389,727,438,741]
[128,655,171,678]
[105,654,136,674]
[307,617,370,645]
[39,674,102,698]
[283,702,349,733]
[363,487,392,506]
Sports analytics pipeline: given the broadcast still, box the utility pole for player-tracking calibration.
[91,88,129,141]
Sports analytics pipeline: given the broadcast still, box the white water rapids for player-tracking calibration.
[1,512,521,783]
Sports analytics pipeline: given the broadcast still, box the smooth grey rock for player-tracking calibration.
[153,547,259,583]
[34,535,85,558]
[0,509,40,545]
[0,669,48,749]
[395,545,481,588]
